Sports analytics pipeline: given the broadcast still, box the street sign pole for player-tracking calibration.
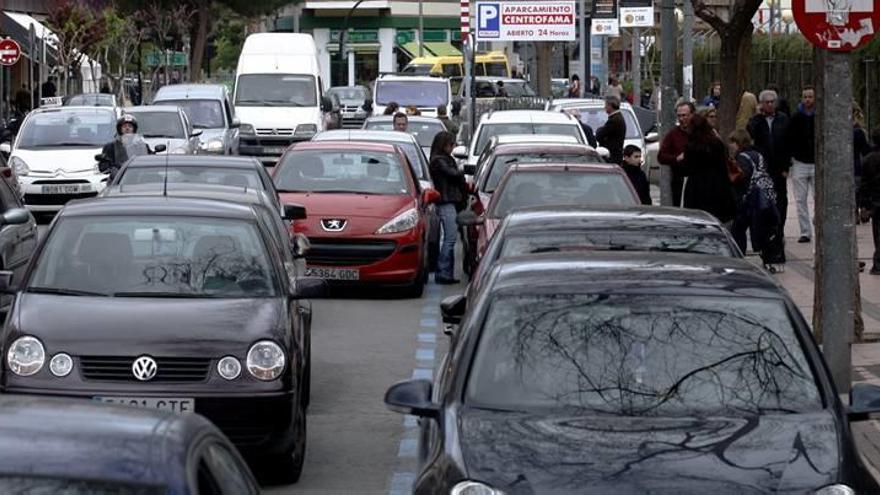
[631,28,640,107]
[659,0,676,206]
[579,0,586,96]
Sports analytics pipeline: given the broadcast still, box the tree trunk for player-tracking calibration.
[534,42,553,98]
[716,27,751,139]
[188,1,210,83]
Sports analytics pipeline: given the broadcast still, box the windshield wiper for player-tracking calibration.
[42,142,98,147]
[143,134,173,138]
[112,291,214,298]
[27,286,108,297]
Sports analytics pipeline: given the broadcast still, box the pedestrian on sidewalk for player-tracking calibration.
[698,106,719,134]
[679,113,736,225]
[606,77,624,101]
[854,104,872,221]
[568,74,581,98]
[736,91,758,131]
[702,81,721,108]
[729,129,785,271]
[658,101,695,206]
[622,145,652,205]
[747,89,791,265]
[767,83,791,116]
[787,85,817,244]
[596,95,626,165]
[428,131,466,285]
[860,128,880,275]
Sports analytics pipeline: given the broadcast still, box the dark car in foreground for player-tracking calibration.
[0,196,324,482]
[387,252,880,494]
[0,395,258,493]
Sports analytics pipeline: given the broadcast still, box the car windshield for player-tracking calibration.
[0,477,161,494]
[275,150,410,195]
[485,153,597,192]
[235,74,318,107]
[17,109,116,148]
[29,216,278,297]
[501,230,736,257]
[117,165,263,189]
[571,106,642,139]
[475,123,584,155]
[503,81,536,97]
[64,94,114,107]
[375,81,448,107]
[364,120,445,148]
[156,99,224,128]
[327,87,367,104]
[485,62,508,77]
[131,111,184,138]
[467,295,822,416]
[491,171,636,217]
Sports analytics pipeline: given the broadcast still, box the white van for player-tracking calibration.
[234,33,330,165]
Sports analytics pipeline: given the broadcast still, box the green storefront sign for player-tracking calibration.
[330,29,378,43]
[397,30,451,45]
[145,51,187,67]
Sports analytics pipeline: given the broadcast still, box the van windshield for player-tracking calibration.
[375,80,448,107]
[235,74,317,107]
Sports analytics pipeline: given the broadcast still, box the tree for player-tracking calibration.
[141,2,194,88]
[98,7,147,102]
[46,0,104,95]
[690,0,762,137]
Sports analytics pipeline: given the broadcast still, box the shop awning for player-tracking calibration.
[1,11,57,64]
[305,1,389,10]
[424,42,460,57]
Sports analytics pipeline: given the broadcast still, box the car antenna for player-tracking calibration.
[162,139,170,197]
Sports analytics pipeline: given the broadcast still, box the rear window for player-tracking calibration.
[490,170,636,217]
[375,81,448,107]
[485,153,597,192]
[131,111,184,139]
[117,165,263,190]
[501,230,736,257]
[475,123,583,156]
[364,120,445,148]
[275,150,410,195]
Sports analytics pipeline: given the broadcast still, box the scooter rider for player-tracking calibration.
[98,114,151,177]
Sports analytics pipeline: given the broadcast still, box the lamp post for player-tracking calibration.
[675,6,693,102]
[337,0,369,85]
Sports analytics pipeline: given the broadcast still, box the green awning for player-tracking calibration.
[400,42,420,58]
[424,42,459,56]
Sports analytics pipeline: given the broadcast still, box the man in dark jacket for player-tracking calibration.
[657,101,695,206]
[98,114,150,178]
[786,86,816,243]
[565,109,597,148]
[860,128,880,275]
[596,95,626,165]
[622,145,651,205]
[747,89,791,258]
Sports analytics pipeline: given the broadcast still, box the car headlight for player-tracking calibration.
[217,355,242,380]
[201,139,224,152]
[9,156,28,177]
[49,353,73,377]
[814,485,854,495]
[295,124,317,138]
[7,336,45,376]
[376,208,419,234]
[239,123,255,135]
[451,481,504,495]
[246,341,285,380]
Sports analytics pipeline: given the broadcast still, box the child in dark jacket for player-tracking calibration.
[621,145,652,205]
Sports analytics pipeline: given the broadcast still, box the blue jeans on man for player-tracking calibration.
[436,203,458,281]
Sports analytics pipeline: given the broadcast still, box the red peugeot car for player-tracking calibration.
[273,141,439,297]
[458,163,641,272]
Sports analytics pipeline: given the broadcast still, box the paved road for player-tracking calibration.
[269,282,453,494]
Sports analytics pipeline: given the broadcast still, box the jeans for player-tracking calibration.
[436,203,458,280]
[792,160,815,238]
[873,206,880,271]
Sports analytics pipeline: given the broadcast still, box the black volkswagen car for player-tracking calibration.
[0,395,258,493]
[0,196,323,483]
[386,252,880,494]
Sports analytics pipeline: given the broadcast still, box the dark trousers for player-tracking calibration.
[873,206,880,270]
[672,174,684,207]
[772,174,788,262]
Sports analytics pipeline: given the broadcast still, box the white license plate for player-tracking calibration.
[95,396,194,413]
[305,266,360,280]
[42,184,88,194]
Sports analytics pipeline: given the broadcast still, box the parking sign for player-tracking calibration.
[475,1,577,41]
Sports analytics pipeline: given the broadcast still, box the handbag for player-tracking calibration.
[726,157,744,184]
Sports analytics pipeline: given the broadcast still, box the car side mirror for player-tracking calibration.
[363,99,373,112]
[154,144,167,153]
[645,131,660,143]
[421,188,441,204]
[283,203,307,220]
[230,117,241,129]
[440,294,466,325]
[596,146,610,160]
[290,233,310,258]
[456,210,484,227]
[0,143,10,154]
[1,208,30,226]
[463,163,476,175]
[190,129,203,138]
[94,153,105,162]
[0,270,15,294]
[292,277,327,299]
[321,96,333,112]
[384,379,439,418]
[452,145,468,159]
[849,383,880,421]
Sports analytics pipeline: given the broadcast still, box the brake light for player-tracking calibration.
[1,168,11,178]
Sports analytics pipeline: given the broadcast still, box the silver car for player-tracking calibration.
[124,106,202,155]
[152,84,240,155]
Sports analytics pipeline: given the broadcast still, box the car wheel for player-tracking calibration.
[403,260,427,298]
[266,398,307,484]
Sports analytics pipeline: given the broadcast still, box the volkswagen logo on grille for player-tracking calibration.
[321,219,347,232]
[132,356,158,381]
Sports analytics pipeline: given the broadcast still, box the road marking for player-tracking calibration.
[411,368,432,380]
[403,415,418,428]
[416,348,435,362]
[420,317,438,328]
[388,472,417,495]
[417,332,437,344]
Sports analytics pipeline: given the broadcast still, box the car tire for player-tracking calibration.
[303,340,311,410]
[266,398,307,484]
[403,261,427,298]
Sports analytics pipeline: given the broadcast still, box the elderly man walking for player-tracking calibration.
[657,101,695,206]
[596,95,626,165]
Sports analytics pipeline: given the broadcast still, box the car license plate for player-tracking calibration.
[42,184,89,194]
[262,147,286,155]
[95,396,194,413]
[305,266,359,280]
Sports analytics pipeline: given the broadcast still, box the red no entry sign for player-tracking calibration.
[793,0,880,52]
[0,38,21,66]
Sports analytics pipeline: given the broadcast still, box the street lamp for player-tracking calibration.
[337,0,369,86]
[781,9,794,34]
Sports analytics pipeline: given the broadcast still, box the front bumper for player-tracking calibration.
[4,387,296,455]
[304,229,424,284]
[20,173,107,212]
[239,136,311,165]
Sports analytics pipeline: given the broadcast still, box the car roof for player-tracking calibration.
[125,105,183,113]
[103,183,272,207]
[488,251,778,296]
[314,129,418,145]
[0,395,214,484]
[153,84,227,100]
[481,110,579,124]
[377,75,448,82]
[60,195,258,220]
[551,98,634,111]
[504,205,721,231]
[30,105,115,115]
[290,140,399,153]
[365,115,444,125]
[491,142,599,155]
[503,163,622,174]
[125,155,261,169]
[493,134,579,145]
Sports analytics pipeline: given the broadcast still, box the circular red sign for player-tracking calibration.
[0,38,21,66]
[793,0,880,52]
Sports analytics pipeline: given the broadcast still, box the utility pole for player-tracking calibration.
[659,0,676,206]
[578,0,586,96]
[418,0,424,57]
[682,0,694,101]
[631,28,640,107]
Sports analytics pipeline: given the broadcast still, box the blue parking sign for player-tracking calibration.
[477,2,501,38]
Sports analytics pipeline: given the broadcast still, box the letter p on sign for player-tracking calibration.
[479,3,500,30]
